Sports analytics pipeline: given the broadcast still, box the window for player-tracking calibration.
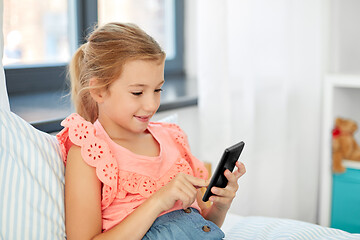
[98,0,176,60]
[3,0,75,66]
[4,0,184,95]
[98,0,183,74]
[3,0,77,94]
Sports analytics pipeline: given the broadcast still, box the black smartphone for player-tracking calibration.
[202,141,245,202]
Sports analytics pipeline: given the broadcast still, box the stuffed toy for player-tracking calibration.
[332,117,360,173]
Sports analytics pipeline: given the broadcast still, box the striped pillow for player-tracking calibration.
[0,109,65,239]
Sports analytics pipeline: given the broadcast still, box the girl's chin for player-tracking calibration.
[132,120,150,132]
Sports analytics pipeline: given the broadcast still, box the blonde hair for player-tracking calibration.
[69,22,166,123]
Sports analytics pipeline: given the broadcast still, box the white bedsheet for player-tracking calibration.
[221,213,360,240]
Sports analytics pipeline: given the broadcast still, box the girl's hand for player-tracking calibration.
[209,161,246,211]
[151,172,209,212]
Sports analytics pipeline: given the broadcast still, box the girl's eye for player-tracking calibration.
[131,92,143,96]
[155,88,163,93]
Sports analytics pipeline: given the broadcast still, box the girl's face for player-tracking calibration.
[96,59,165,139]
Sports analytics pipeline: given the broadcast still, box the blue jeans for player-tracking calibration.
[143,208,224,240]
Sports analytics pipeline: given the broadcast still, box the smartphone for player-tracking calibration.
[202,141,245,202]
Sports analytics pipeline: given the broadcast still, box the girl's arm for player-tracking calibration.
[65,145,103,239]
[200,162,246,227]
[65,145,208,240]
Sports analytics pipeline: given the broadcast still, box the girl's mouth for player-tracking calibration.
[134,115,151,123]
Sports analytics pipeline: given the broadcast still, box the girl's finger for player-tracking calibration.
[224,169,238,183]
[226,162,246,182]
[178,176,198,196]
[211,186,235,199]
[209,195,232,206]
[183,174,209,188]
[180,190,195,209]
[235,162,246,177]
[224,169,240,191]
[174,174,204,207]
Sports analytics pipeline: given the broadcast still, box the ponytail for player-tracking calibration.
[68,43,98,122]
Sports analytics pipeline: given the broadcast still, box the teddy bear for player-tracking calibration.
[332,117,360,173]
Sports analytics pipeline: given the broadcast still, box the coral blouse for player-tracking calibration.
[56,113,208,231]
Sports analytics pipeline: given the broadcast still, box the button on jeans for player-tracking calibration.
[142,208,224,240]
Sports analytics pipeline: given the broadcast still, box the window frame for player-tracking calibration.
[4,0,184,95]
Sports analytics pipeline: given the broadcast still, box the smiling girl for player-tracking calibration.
[57,22,246,240]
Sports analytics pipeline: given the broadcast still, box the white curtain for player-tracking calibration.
[0,0,10,111]
[197,0,324,223]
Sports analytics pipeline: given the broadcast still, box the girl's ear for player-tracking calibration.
[89,78,105,103]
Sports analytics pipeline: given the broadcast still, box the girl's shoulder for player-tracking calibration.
[56,113,118,209]
[56,113,96,164]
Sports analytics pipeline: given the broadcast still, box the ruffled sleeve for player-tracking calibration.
[56,113,118,209]
[161,122,209,180]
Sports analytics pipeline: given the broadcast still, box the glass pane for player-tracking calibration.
[3,0,75,66]
[98,0,176,59]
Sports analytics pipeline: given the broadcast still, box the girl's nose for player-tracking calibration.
[143,95,159,112]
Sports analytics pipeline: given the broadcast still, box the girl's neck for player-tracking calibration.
[111,131,160,158]
[97,116,160,157]
[106,126,160,158]
[98,118,146,142]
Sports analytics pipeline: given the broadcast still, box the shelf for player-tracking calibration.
[343,160,360,170]
[319,74,360,227]
[325,74,360,88]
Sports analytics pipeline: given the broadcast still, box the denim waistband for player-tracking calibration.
[143,208,224,240]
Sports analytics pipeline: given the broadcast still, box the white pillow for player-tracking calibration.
[0,0,10,111]
[0,109,65,239]
[0,66,9,110]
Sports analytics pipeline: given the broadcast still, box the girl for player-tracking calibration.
[57,22,246,240]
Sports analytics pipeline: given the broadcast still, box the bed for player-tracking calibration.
[1,109,360,239]
[222,213,360,239]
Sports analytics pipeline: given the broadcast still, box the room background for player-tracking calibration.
[2,0,360,227]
